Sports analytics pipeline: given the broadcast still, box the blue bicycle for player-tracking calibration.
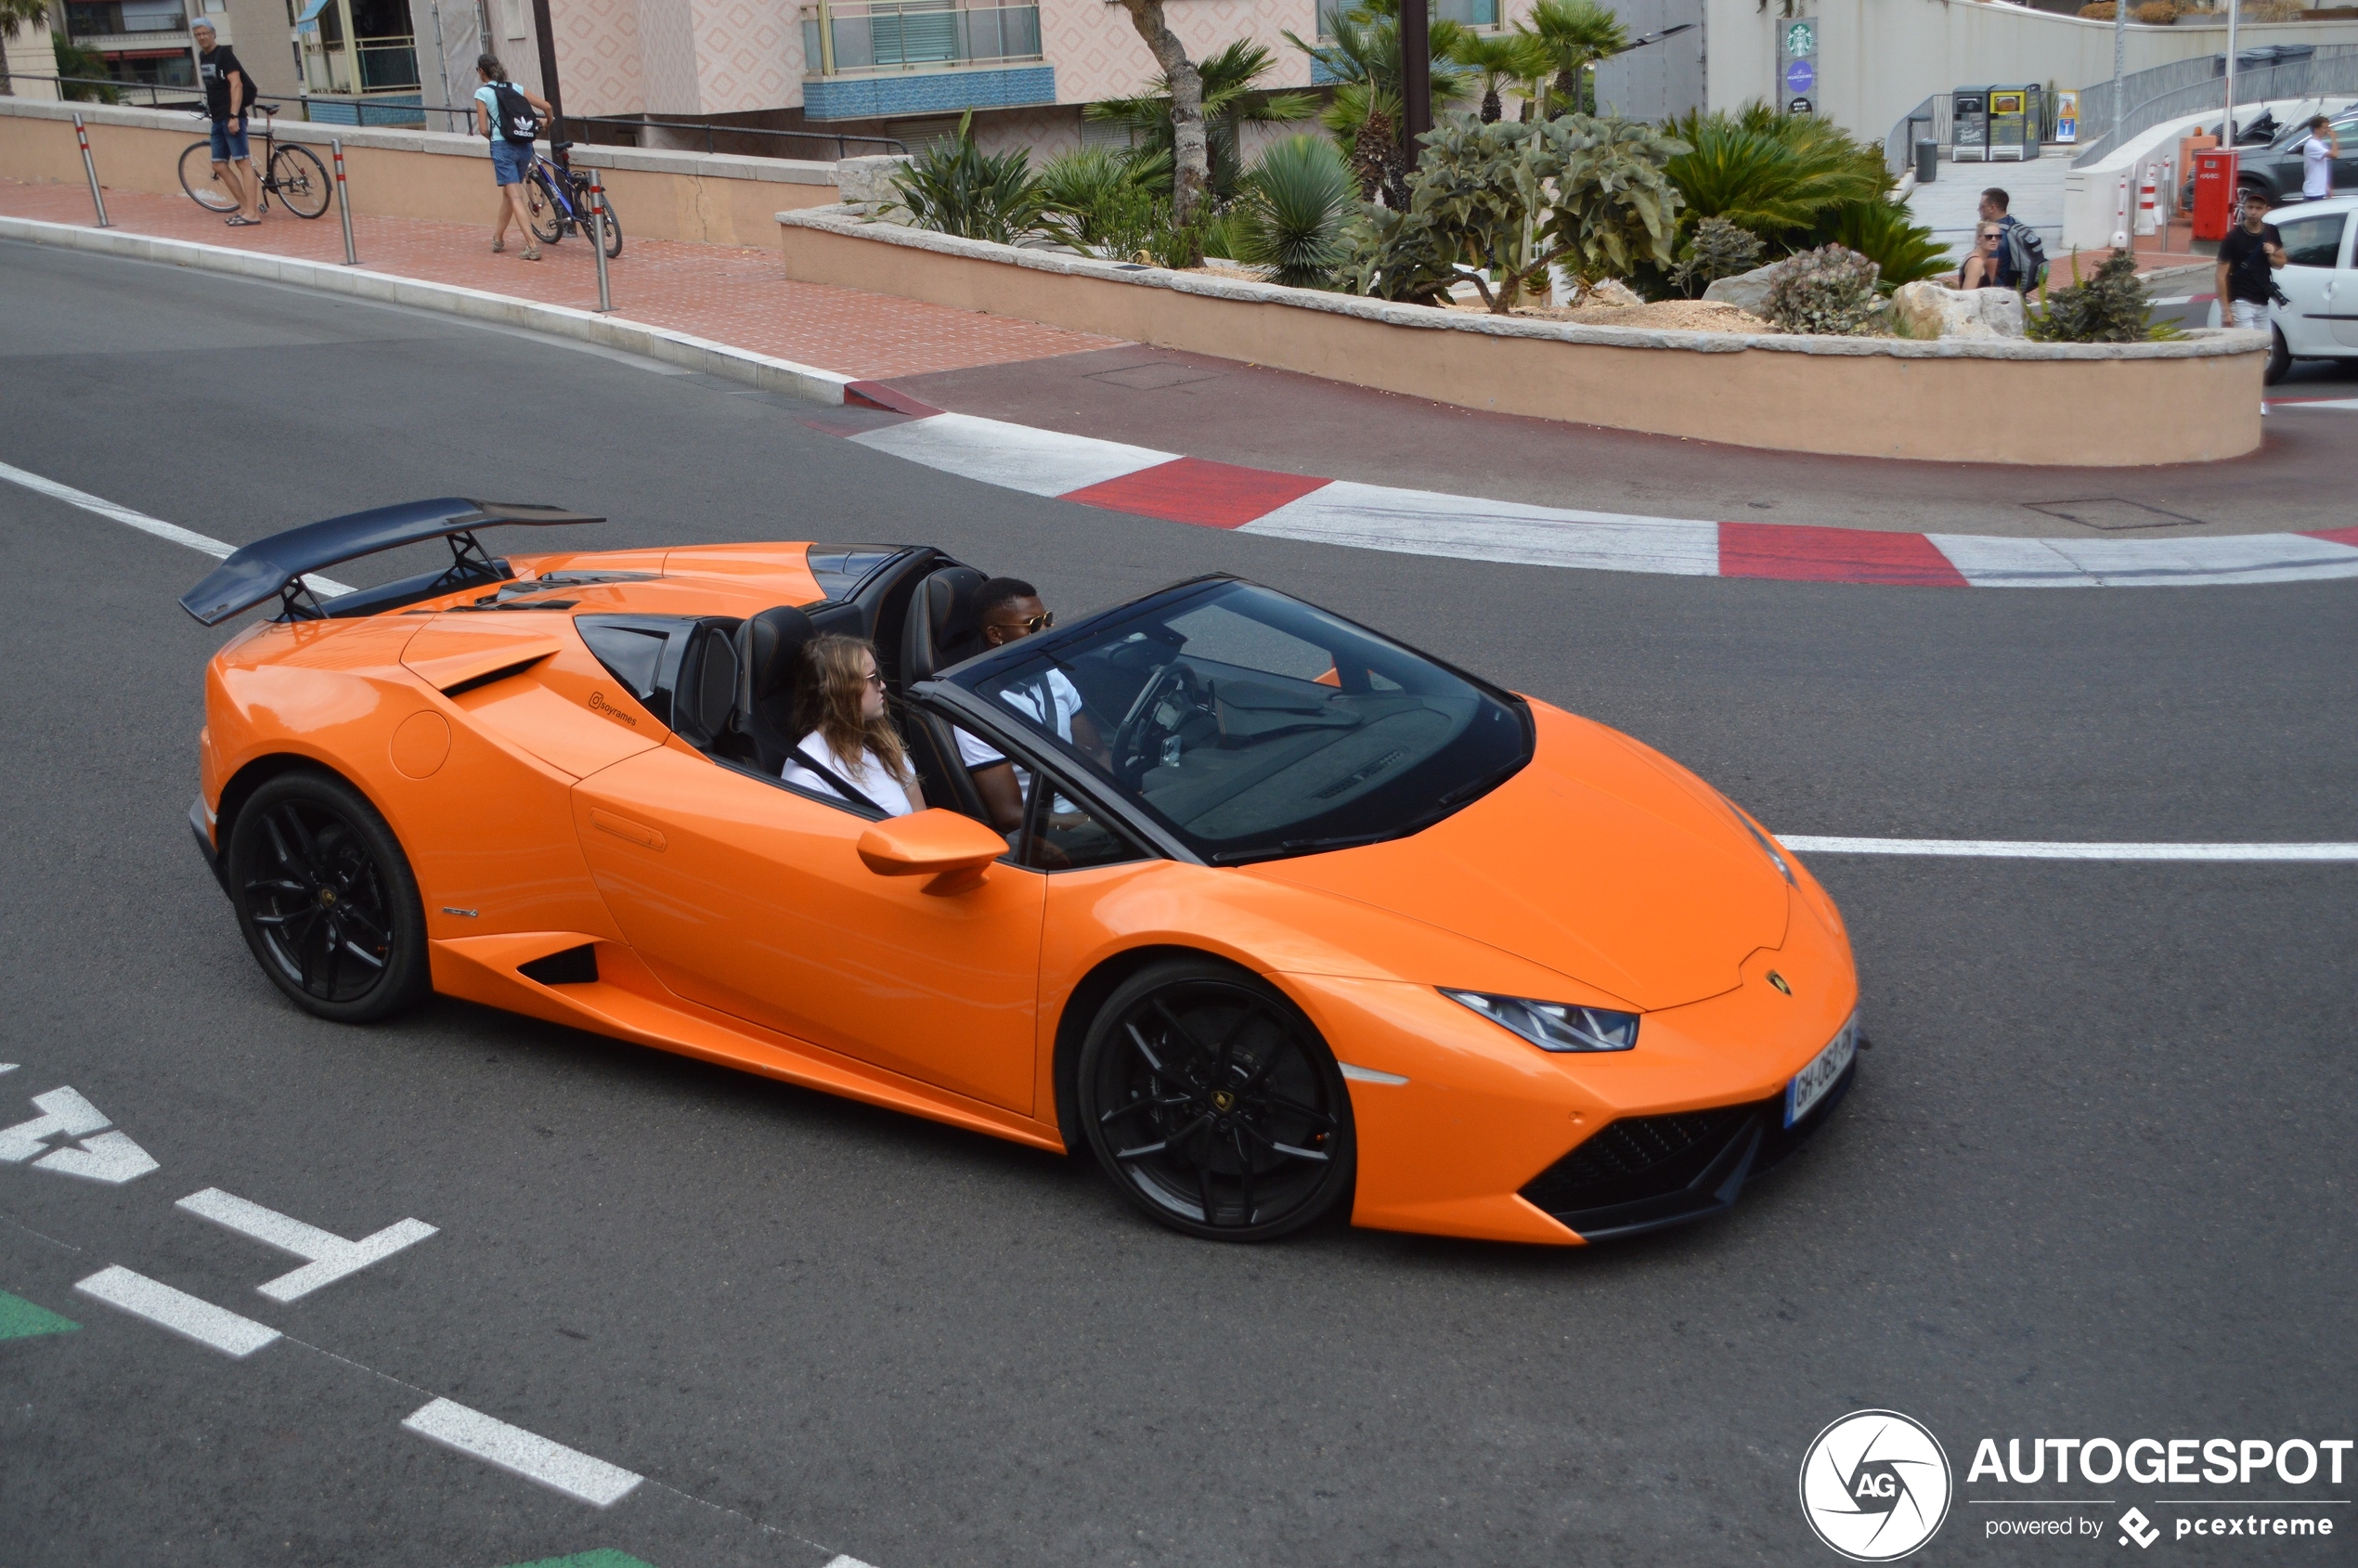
[525,140,623,258]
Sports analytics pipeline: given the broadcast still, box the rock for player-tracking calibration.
[1701,260,1792,316]
[1586,279,1645,308]
[835,155,912,216]
[1892,279,2028,340]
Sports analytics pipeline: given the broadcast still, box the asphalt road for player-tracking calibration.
[1,240,2352,1568]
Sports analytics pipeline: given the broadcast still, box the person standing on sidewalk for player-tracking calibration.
[2215,188,2286,332]
[2300,115,2339,202]
[192,20,261,227]
[472,55,551,261]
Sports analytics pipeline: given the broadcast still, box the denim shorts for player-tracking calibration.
[489,138,535,187]
[208,119,250,162]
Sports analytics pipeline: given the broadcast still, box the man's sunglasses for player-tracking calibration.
[989,612,1055,635]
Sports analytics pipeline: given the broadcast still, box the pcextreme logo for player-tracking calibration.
[1799,1409,1955,1562]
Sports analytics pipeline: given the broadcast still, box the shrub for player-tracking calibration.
[55,37,121,102]
[2027,250,2162,342]
[1542,113,1689,298]
[2077,2,2117,18]
[1037,146,1170,248]
[1764,243,1881,334]
[1235,135,1355,287]
[1664,105,1885,241]
[1669,215,1765,294]
[1335,202,1462,305]
[890,113,1073,246]
[1825,199,1950,289]
[2133,1,2175,21]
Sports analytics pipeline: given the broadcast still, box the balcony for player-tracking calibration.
[798,0,1052,121]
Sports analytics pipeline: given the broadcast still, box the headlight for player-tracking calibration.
[1440,990,1639,1053]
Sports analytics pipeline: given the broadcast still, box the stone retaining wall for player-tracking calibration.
[775,204,2264,466]
[0,97,840,247]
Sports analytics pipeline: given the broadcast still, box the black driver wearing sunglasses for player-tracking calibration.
[956,577,1105,833]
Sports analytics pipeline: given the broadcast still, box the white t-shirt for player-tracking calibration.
[955,667,1086,793]
[782,732,916,816]
[2303,134,2334,200]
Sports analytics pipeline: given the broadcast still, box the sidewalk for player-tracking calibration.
[7,175,2354,544]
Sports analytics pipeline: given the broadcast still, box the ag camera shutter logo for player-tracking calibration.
[1799,1410,1954,1561]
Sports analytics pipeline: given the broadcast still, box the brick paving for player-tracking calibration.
[0,176,1121,381]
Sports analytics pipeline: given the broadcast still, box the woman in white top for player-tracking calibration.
[779,635,925,817]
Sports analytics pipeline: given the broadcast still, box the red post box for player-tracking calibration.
[2192,149,2239,241]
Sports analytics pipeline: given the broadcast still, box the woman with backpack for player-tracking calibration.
[472,55,553,261]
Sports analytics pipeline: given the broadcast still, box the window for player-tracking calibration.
[2276,212,2346,270]
[1017,784,1144,872]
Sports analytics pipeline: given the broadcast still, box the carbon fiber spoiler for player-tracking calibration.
[177,498,604,626]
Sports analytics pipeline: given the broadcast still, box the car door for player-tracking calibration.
[2269,208,2348,354]
[572,745,1046,1113]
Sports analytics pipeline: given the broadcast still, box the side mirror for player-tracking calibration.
[856,810,1009,895]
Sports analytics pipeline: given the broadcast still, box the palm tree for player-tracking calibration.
[1286,0,1471,149]
[1109,0,1212,230]
[1449,31,1547,124]
[1516,0,1626,120]
[1090,39,1317,200]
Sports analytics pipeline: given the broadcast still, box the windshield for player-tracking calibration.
[944,580,1531,863]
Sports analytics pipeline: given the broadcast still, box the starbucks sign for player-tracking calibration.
[1779,17,1818,114]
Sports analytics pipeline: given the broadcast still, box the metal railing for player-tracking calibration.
[798,2,1040,76]
[2071,45,2358,166]
[570,115,909,160]
[7,71,204,107]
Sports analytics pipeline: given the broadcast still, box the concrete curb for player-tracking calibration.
[0,215,852,406]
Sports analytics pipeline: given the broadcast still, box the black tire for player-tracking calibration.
[2266,325,2291,385]
[178,140,238,212]
[1075,958,1355,1241]
[226,770,429,1024]
[592,190,623,258]
[525,169,566,244]
[269,143,332,218]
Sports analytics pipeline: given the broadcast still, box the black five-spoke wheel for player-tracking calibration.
[227,771,429,1023]
[1077,959,1354,1241]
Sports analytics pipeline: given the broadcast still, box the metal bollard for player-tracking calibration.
[71,113,111,228]
[330,138,358,266]
[589,175,613,313]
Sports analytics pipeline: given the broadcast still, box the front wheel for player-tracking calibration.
[1075,959,1355,1241]
[226,770,430,1023]
[2266,325,2291,384]
[179,140,239,212]
[525,169,566,244]
[270,143,332,218]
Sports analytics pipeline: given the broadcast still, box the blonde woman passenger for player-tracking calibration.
[780,635,925,816]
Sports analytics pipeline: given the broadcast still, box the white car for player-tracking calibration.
[2221,194,2358,383]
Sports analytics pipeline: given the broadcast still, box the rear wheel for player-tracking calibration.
[269,143,332,218]
[590,188,623,258]
[178,140,238,212]
[2266,325,2292,384]
[1075,959,1355,1241]
[227,770,429,1023]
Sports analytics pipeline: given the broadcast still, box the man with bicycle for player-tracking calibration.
[192,20,261,227]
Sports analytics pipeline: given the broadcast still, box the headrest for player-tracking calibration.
[902,566,985,683]
[738,605,816,713]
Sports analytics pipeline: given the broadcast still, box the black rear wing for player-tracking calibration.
[177,498,604,626]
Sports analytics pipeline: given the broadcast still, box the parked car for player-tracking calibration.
[2208,194,2358,382]
[2180,107,2358,210]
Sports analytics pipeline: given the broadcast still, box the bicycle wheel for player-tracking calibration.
[591,190,622,258]
[269,143,332,218]
[525,168,566,245]
[179,140,239,213]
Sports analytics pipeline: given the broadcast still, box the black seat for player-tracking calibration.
[895,568,991,822]
[669,617,743,754]
[732,606,817,776]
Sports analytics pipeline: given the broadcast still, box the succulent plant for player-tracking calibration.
[1763,243,1882,335]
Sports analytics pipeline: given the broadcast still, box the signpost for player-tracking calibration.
[1780,19,1817,116]
[2055,88,2079,144]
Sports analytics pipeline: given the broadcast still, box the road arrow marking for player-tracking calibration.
[0,1086,159,1184]
[402,1397,642,1507]
[175,1187,436,1302]
[74,1265,279,1357]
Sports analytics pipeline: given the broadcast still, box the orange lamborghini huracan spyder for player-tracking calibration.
[182,499,1859,1246]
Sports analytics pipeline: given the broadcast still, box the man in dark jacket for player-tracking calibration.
[192,20,261,226]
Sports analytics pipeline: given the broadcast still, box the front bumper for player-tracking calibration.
[189,796,229,898]
[1517,1056,1857,1240]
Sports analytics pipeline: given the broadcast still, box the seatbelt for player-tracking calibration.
[791,738,887,814]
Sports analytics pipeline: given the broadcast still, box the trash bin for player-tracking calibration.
[1916,137,1938,184]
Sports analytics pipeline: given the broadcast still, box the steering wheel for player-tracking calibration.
[1111,662,1210,785]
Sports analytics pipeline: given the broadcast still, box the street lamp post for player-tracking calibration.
[2222,0,2242,153]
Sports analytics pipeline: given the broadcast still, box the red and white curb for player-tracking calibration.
[845,409,2358,590]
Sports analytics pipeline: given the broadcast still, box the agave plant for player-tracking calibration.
[889,113,1074,246]
[1088,39,1317,201]
[1235,136,1356,287]
[1516,0,1626,119]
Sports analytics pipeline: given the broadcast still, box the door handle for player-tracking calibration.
[590,809,667,850]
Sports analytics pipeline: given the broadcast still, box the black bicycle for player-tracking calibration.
[524,140,623,258]
[178,104,331,220]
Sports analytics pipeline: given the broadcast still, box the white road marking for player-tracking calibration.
[0,1086,111,1161]
[1928,530,2358,588]
[177,1187,437,1302]
[1781,837,2358,861]
[74,1265,279,1356]
[0,1064,15,1074]
[0,459,351,595]
[1338,1062,1411,1084]
[824,1557,883,1568]
[36,1131,161,1185]
[850,411,1175,497]
[1243,481,1721,577]
[400,1397,642,1507]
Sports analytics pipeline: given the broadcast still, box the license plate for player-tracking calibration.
[1784,1015,1858,1127]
